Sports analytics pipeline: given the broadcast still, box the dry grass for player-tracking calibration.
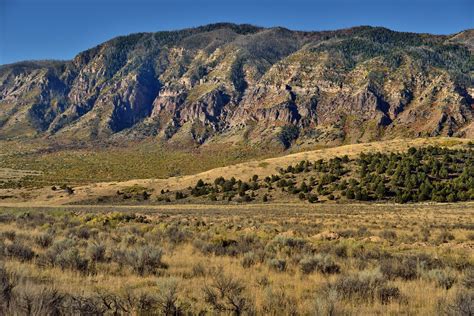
[0,203,472,314]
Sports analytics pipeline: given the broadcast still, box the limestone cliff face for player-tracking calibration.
[1,24,473,146]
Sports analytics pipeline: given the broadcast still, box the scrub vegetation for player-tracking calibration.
[0,204,472,315]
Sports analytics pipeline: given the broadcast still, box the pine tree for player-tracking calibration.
[375,182,386,200]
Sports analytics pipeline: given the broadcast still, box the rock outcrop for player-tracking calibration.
[1,23,473,146]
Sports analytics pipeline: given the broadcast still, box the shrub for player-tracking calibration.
[441,289,474,315]
[76,227,91,239]
[191,263,206,277]
[42,240,85,273]
[87,243,107,263]
[345,189,355,199]
[194,236,262,257]
[426,269,457,290]
[316,255,341,274]
[64,186,74,195]
[299,256,318,274]
[334,244,348,258]
[308,194,318,203]
[438,230,455,243]
[241,252,258,268]
[68,293,108,314]
[270,236,307,252]
[379,230,397,240]
[0,265,16,309]
[0,214,14,224]
[314,287,339,316]
[237,194,252,203]
[262,286,297,315]
[410,253,444,270]
[126,245,166,276]
[14,286,67,315]
[337,230,357,238]
[165,226,187,244]
[462,269,474,289]
[55,247,89,274]
[380,256,418,280]
[462,232,474,243]
[299,255,340,275]
[34,233,53,248]
[256,275,270,288]
[43,239,75,265]
[129,291,158,313]
[92,290,129,314]
[333,269,387,302]
[156,278,182,315]
[5,243,35,262]
[268,259,287,272]
[175,191,186,200]
[376,286,401,305]
[1,231,16,241]
[203,268,253,314]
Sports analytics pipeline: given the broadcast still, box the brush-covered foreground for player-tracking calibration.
[0,204,472,315]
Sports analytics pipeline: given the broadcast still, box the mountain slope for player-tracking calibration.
[1,23,473,146]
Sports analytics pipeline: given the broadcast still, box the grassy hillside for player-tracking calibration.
[158,144,474,205]
[0,137,471,206]
[0,140,275,188]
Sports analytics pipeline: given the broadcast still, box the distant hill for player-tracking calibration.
[1,23,473,147]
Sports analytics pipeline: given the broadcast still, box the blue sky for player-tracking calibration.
[1,0,473,65]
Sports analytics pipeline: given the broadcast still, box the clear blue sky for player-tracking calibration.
[1,0,473,65]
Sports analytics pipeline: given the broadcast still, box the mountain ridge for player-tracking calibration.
[1,23,473,148]
[3,24,471,68]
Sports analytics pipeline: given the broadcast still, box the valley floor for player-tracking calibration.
[0,202,472,314]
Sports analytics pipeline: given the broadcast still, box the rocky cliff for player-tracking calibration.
[1,23,473,147]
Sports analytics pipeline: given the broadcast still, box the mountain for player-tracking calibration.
[1,23,473,148]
